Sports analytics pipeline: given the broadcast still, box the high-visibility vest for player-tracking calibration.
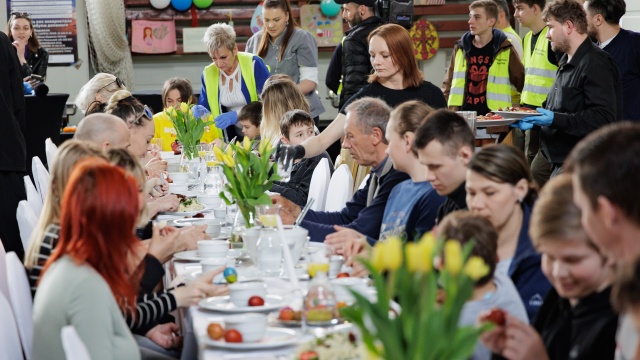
[502,26,522,106]
[203,52,259,142]
[448,47,513,110]
[521,27,558,107]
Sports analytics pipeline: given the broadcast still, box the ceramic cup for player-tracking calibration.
[228,282,267,308]
[197,240,229,258]
[224,313,267,342]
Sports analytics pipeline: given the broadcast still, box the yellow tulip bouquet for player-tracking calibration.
[340,233,492,360]
[213,138,280,228]
[165,102,214,160]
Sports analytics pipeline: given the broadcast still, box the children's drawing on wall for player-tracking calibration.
[132,20,177,54]
[300,4,342,47]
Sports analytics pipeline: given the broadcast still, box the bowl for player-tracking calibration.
[198,240,229,258]
[213,208,227,220]
[198,195,223,208]
[167,163,180,173]
[331,277,370,304]
[164,154,180,163]
[224,313,267,342]
[228,282,267,308]
[203,219,223,238]
[168,172,190,183]
[168,183,187,194]
[200,257,234,283]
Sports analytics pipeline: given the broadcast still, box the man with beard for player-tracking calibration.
[513,0,622,179]
[333,0,383,109]
[584,0,640,122]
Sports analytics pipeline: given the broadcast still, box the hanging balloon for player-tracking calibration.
[193,0,213,8]
[150,0,171,9]
[171,0,193,12]
[320,0,341,17]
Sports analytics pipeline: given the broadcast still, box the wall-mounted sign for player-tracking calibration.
[7,0,79,66]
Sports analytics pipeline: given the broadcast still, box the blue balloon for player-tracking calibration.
[320,0,341,17]
[171,0,192,12]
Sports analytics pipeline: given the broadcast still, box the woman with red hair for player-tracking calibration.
[32,160,145,359]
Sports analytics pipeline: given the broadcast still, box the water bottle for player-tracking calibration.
[257,228,282,277]
[303,271,337,327]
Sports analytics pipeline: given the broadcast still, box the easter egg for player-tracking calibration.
[223,267,238,283]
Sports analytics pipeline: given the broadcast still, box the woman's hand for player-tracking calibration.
[147,194,180,218]
[12,39,27,64]
[146,177,166,198]
[145,156,167,178]
[325,225,367,256]
[173,266,229,307]
[146,323,182,349]
[148,224,180,263]
[176,225,210,252]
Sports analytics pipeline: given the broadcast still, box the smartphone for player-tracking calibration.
[29,74,43,81]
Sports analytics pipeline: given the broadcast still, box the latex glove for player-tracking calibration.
[214,111,238,129]
[511,108,554,130]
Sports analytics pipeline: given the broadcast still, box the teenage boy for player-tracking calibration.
[439,211,528,360]
[413,109,475,223]
[442,0,524,116]
[237,101,262,142]
[271,110,333,207]
[568,122,640,360]
[513,0,558,186]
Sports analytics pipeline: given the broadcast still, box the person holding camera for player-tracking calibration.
[6,12,49,86]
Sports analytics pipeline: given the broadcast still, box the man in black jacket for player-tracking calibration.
[513,0,622,178]
[334,0,384,108]
[0,32,27,259]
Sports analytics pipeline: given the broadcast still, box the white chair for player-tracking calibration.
[24,176,43,218]
[325,164,354,212]
[0,292,23,360]
[6,252,33,360]
[358,174,370,190]
[45,138,58,171]
[32,156,50,204]
[0,242,10,302]
[307,158,331,212]
[17,201,38,251]
[61,325,91,360]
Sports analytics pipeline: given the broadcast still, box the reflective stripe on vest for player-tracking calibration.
[448,48,513,110]
[521,27,558,106]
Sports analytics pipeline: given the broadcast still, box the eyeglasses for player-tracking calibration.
[11,12,30,18]
[97,77,125,94]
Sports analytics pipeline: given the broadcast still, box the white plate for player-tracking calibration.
[185,269,259,283]
[171,218,209,227]
[493,110,541,120]
[199,295,286,313]
[476,118,518,127]
[173,250,234,262]
[160,205,208,217]
[203,327,298,350]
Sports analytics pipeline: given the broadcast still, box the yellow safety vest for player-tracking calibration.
[502,26,522,106]
[203,52,259,142]
[448,47,513,110]
[521,27,558,107]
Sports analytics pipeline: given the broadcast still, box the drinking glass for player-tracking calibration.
[456,111,477,134]
[276,144,295,182]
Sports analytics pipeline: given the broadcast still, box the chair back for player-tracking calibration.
[307,158,331,212]
[24,176,43,218]
[61,325,91,360]
[31,157,50,204]
[358,174,370,190]
[45,138,58,171]
[6,251,33,360]
[0,242,10,301]
[24,93,68,176]
[0,292,23,360]
[325,164,354,212]
[17,201,38,251]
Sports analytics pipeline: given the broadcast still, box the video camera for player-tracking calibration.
[376,0,414,29]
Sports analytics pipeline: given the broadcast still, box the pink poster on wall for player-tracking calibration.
[131,20,176,54]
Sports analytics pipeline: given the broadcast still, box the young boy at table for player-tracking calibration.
[480,174,617,360]
[270,109,333,207]
[237,101,262,149]
[438,211,528,360]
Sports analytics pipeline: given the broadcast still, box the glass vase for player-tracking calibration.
[230,204,255,248]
